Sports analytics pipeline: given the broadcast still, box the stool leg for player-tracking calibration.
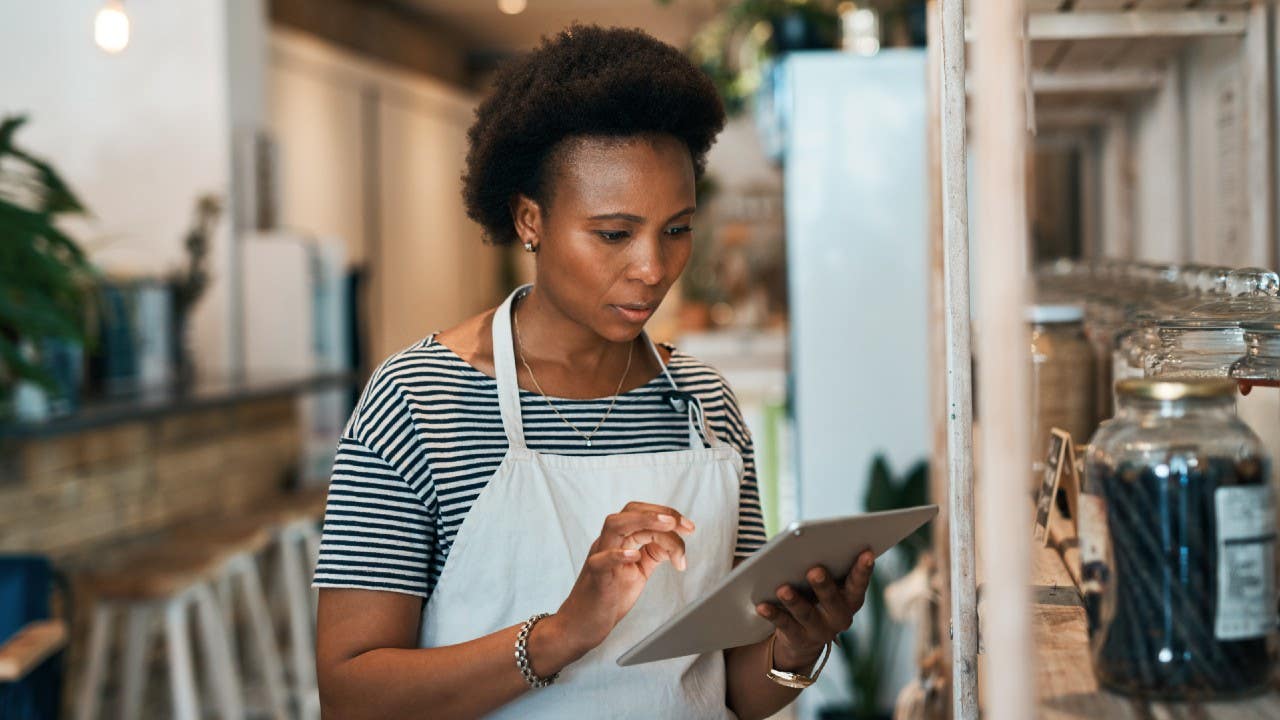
[215,571,238,663]
[164,596,200,720]
[279,530,317,710]
[261,541,287,629]
[234,555,291,720]
[120,604,154,719]
[194,583,245,720]
[75,603,114,720]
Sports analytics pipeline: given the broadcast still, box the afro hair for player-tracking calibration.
[461,24,726,246]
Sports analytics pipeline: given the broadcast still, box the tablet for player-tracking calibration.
[617,504,938,666]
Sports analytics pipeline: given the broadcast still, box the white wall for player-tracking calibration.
[705,114,784,190]
[268,30,501,365]
[0,0,268,377]
[269,38,369,265]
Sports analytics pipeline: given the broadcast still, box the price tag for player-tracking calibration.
[1033,428,1075,546]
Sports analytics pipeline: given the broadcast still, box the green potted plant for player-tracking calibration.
[0,115,97,419]
[820,455,930,720]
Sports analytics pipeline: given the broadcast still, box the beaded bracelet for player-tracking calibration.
[515,613,559,689]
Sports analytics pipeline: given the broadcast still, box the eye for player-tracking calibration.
[665,225,693,237]
[596,230,630,242]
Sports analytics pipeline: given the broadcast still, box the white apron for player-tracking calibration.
[419,285,743,719]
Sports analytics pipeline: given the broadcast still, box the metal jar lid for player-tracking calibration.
[1115,378,1237,400]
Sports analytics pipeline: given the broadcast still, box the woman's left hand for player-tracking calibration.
[754,549,876,670]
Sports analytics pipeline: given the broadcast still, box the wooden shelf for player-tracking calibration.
[1016,1,1253,122]
[1029,512,1280,718]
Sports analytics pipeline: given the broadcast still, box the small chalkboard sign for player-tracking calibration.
[1033,428,1075,546]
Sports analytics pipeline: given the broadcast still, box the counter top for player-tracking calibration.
[0,370,356,441]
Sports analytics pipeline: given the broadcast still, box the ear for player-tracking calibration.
[509,193,544,250]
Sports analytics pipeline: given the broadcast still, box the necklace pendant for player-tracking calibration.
[585,438,593,448]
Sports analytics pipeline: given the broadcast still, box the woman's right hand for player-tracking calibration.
[552,501,695,655]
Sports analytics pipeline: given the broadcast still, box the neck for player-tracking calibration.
[513,285,637,376]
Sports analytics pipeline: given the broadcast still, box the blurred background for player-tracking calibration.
[0,1,942,719]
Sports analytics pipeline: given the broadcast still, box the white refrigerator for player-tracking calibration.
[762,49,931,714]
[242,231,353,487]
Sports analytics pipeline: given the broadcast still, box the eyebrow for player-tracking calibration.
[588,207,696,224]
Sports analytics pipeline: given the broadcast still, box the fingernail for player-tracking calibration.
[779,587,795,601]
[680,517,695,531]
[863,555,874,568]
[812,569,827,582]
[623,549,640,559]
[758,604,774,618]
[676,555,687,572]
[657,514,675,524]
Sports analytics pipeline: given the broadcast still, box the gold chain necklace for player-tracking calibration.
[512,300,634,448]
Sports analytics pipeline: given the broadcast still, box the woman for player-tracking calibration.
[314,25,874,719]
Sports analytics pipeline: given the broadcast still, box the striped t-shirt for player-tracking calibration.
[314,334,768,600]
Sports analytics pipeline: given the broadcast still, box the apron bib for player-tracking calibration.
[419,285,742,719]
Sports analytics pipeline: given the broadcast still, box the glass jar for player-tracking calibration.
[1029,303,1096,490]
[1232,320,1280,389]
[1113,312,1160,391]
[1148,320,1246,378]
[1085,292,1129,423]
[1081,379,1277,699]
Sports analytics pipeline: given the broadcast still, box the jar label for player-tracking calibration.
[1214,484,1277,641]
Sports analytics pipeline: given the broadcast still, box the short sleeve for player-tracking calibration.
[313,436,436,598]
[713,382,768,557]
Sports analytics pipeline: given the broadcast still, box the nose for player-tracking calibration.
[626,234,664,286]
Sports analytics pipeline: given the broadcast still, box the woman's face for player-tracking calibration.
[514,133,697,344]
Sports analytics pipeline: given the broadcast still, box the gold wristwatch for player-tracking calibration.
[764,634,833,689]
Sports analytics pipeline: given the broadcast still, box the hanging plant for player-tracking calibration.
[658,0,843,115]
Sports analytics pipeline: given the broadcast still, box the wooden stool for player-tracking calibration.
[165,519,290,720]
[253,488,327,720]
[75,548,242,720]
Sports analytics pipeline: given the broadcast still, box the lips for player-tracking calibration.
[611,303,656,323]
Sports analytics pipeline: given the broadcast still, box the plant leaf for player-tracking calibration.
[865,454,897,513]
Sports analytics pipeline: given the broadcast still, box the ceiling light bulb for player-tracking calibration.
[95,1,129,54]
[498,0,527,15]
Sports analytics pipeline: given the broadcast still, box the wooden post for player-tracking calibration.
[938,1,979,719]
[1244,0,1275,268]
[925,3,955,716]
[1101,114,1134,259]
[970,0,1035,718]
[1080,130,1101,261]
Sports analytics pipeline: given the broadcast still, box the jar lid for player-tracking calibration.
[1027,303,1084,324]
[1116,378,1237,400]
[1155,318,1240,331]
[1185,268,1280,321]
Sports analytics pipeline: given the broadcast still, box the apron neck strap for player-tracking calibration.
[641,334,721,450]
[492,285,528,449]
[493,284,721,450]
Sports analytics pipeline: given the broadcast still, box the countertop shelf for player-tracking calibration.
[0,370,356,441]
